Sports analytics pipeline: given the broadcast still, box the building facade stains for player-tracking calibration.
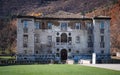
[17,15,111,62]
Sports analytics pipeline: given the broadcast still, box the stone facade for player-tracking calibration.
[17,15,111,62]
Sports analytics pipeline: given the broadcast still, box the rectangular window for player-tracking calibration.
[101,50,104,54]
[47,36,52,46]
[56,37,60,42]
[88,42,93,47]
[88,29,93,34]
[76,36,80,43]
[34,34,39,43]
[100,21,104,34]
[24,50,27,54]
[23,21,28,33]
[48,22,52,29]
[48,36,52,42]
[35,22,40,29]
[75,23,81,29]
[100,21,104,29]
[61,22,67,30]
[42,22,46,29]
[100,36,104,42]
[56,53,59,57]
[23,35,28,48]
[23,21,28,28]
[87,23,92,29]
[88,36,92,42]
[100,29,104,34]
[56,37,60,45]
[100,42,105,48]
[68,37,72,44]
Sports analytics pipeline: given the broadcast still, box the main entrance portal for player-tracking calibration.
[61,49,67,61]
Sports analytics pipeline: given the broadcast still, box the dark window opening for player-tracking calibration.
[76,50,79,54]
[68,37,72,44]
[42,22,46,29]
[56,37,60,42]
[23,35,28,48]
[23,43,28,48]
[36,51,38,54]
[88,36,92,42]
[101,50,104,54]
[57,32,59,36]
[100,36,104,42]
[88,29,93,34]
[57,49,59,52]
[56,53,59,57]
[88,42,93,47]
[69,49,71,52]
[69,33,71,36]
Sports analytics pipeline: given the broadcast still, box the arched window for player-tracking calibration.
[61,33,67,43]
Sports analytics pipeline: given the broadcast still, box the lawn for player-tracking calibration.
[0,64,119,75]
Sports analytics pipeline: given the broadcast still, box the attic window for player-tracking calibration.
[75,23,81,29]
[23,21,28,28]
[35,22,40,29]
[61,22,67,30]
[48,22,52,29]
[100,21,104,29]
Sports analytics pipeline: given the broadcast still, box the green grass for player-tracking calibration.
[0,64,120,75]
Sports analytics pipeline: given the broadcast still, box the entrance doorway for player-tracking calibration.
[61,49,67,61]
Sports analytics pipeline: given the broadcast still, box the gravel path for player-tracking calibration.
[81,64,120,71]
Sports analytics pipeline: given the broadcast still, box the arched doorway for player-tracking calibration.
[61,49,67,60]
[61,33,67,43]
